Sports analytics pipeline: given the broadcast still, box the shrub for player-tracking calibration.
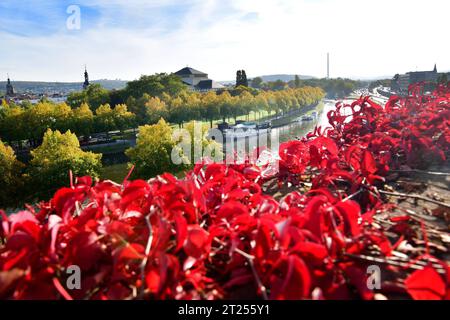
[0,84,448,300]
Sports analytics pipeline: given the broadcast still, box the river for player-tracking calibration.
[273,100,335,143]
[221,100,336,160]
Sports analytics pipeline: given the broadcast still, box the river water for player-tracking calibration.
[221,100,336,161]
[274,101,335,144]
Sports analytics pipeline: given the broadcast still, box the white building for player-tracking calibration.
[174,67,224,92]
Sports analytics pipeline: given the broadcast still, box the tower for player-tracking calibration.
[83,66,90,90]
[327,53,330,79]
[433,64,437,73]
[6,74,15,97]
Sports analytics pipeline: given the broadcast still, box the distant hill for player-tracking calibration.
[220,74,315,85]
[0,79,128,95]
[258,74,315,82]
[92,79,128,90]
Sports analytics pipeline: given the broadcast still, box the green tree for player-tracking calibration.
[236,70,249,87]
[184,93,202,123]
[71,103,94,137]
[295,75,301,88]
[67,84,110,110]
[438,73,448,85]
[52,102,73,132]
[218,91,233,122]
[255,94,269,119]
[113,104,136,132]
[67,91,86,109]
[241,70,249,87]
[0,104,26,143]
[0,139,24,207]
[250,77,264,89]
[202,91,220,128]
[85,84,110,110]
[126,119,180,179]
[124,73,186,100]
[183,121,222,164]
[167,96,186,127]
[267,80,287,91]
[29,129,102,197]
[95,104,116,133]
[239,91,256,120]
[26,101,68,145]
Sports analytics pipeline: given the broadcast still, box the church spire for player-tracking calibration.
[83,65,90,90]
[433,64,437,73]
[6,74,15,97]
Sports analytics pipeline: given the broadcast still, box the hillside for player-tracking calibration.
[220,74,315,85]
[259,74,315,82]
[0,79,128,94]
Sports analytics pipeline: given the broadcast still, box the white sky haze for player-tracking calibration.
[0,0,448,81]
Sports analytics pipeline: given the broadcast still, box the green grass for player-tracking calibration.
[100,163,129,182]
[100,162,190,183]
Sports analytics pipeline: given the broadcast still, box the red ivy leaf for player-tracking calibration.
[184,225,210,259]
[405,265,446,300]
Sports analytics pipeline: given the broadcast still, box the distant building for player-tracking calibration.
[396,64,438,93]
[6,76,15,97]
[174,67,224,92]
[83,67,90,90]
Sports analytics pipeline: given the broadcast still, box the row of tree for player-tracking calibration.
[128,86,325,128]
[250,76,361,98]
[0,100,135,145]
[1,86,324,144]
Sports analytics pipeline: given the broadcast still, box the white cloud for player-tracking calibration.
[1,0,449,81]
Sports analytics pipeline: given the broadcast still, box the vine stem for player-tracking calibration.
[379,190,450,209]
[139,214,153,299]
[391,169,450,176]
[344,253,446,275]
[342,190,363,202]
[213,237,268,300]
[53,277,74,300]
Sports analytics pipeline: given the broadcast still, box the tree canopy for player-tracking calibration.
[67,83,110,110]
[126,119,181,179]
[0,139,24,207]
[29,129,102,197]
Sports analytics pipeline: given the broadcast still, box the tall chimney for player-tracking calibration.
[327,53,330,79]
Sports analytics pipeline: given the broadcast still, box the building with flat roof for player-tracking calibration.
[174,67,224,92]
[395,65,438,93]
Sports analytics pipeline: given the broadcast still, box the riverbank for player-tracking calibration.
[269,102,324,128]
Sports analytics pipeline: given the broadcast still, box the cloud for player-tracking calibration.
[0,0,448,81]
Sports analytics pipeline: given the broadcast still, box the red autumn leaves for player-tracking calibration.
[405,265,449,300]
[0,83,449,300]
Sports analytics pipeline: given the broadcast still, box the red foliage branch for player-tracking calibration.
[1,83,449,300]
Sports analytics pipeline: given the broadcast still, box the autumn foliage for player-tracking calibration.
[0,83,449,300]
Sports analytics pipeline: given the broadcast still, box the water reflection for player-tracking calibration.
[221,101,336,162]
[275,101,334,143]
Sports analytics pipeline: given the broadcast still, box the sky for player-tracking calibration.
[0,0,449,82]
